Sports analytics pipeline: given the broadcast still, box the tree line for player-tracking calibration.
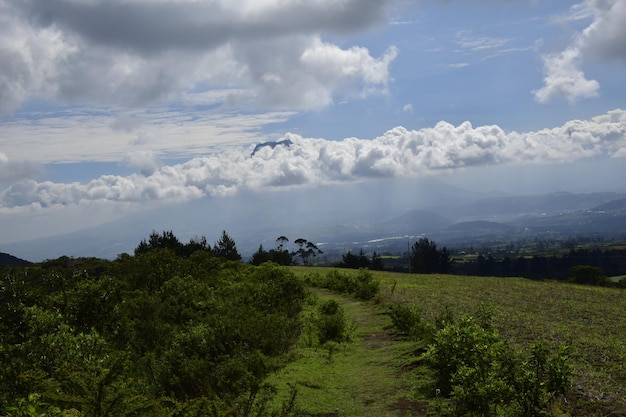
[134,229,241,260]
[454,247,626,285]
[249,236,323,266]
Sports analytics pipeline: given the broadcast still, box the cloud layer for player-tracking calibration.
[0,0,396,115]
[2,109,624,211]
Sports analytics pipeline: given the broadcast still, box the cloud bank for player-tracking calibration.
[2,109,624,211]
[0,0,396,115]
[534,0,626,102]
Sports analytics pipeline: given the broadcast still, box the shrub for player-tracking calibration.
[316,269,380,300]
[422,314,571,417]
[387,303,433,340]
[353,268,380,300]
[511,341,571,417]
[316,300,347,344]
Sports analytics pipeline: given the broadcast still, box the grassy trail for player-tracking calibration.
[267,288,425,417]
[272,268,626,416]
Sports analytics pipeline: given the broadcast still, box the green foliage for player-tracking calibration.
[512,342,571,417]
[307,268,380,300]
[212,230,242,261]
[1,393,74,417]
[291,239,322,266]
[0,250,305,415]
[410,237,451,274]
[422,313,571,417]
[316,300,347,344]
[386,303,433,340]
[134,230,210,258]
[353,268,380,300]
[337,249,385,271]
[249,245,292,266]
[569,264,607,285]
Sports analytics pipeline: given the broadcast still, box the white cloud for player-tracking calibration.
[0,0,397,114]
[122,150,161,176]
[0,152,43,183]
[0,107,295,164]
[533,47,600,103]
[2,109,624,211]
[455,32,510,52]
[534,0,626,103]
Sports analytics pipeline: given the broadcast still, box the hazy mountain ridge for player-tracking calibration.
[1,179,625,262]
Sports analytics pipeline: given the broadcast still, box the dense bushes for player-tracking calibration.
[0,254,306,416]
[387,303,572,416]
[304,268,380,301]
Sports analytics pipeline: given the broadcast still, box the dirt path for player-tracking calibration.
[266,288,427,416]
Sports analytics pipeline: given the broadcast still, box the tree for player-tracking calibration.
[338,249,370,269]
[410,237,450,274]
[134,230,210,258]
[250,244,271,266]
[212,230,241,261]
[570,265,606,285]
[276,236,289,251]
[371,251,385,271]
[180,235,210,257]
[291,238,323,266]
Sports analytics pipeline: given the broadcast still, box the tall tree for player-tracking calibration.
[212,230,241,261]
[292,238,323,266]
[250,244,271,266]
[135,230,182,255]
[276,236,289,251]
[410,237,450,274]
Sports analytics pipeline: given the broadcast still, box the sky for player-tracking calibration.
[1,0,625,249]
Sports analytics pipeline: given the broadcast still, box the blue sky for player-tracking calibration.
[0,0,625,248]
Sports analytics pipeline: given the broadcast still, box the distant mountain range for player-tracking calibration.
[1,177,625,263]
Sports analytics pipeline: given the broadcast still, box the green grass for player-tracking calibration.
[609,275,626,283]
[274,267,626,416]
[266,287,427,417]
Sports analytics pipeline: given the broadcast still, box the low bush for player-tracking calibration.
[316,299,347,344]
[386,303,433,340]
[422,314,571,417]
[312,268,380,300]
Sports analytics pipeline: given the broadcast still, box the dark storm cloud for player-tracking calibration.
[14,0,388,54]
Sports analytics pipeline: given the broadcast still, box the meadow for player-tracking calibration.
[274,267,626,416]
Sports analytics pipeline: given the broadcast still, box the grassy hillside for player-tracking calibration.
[280,267,626,416]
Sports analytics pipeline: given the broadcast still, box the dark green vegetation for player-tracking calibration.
[452,244,626,283]
[250,236,323,267]
[352,237,626,286]
[0,250,306,416]
[336,249,385,271]
[1,229,625,416]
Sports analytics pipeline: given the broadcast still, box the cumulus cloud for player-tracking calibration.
[534,0,625,103]
[122,150,161,176]
[0,0,396,114]
[2,109,624,210]
[533,47,600,103]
